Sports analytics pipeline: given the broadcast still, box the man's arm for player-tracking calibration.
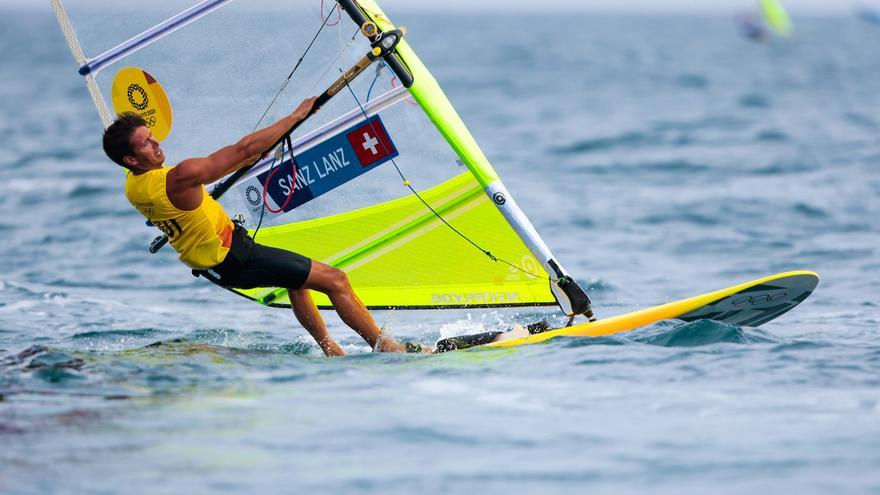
[167,97,317,205]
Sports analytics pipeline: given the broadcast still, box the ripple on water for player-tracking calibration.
[634,320,776,347]
[844,112,878,130]
[637,210,719,227]
[561,335,630,349]
[791,202,828,219]
[753,159,819,175]
[551,131,658,155]
[676,73,709,89]
[738,92,772,109]
[66,184,113,200]
[564,158,712,176]
[769,340,832,353]
[71,328,168,342]
[754,129,789,142]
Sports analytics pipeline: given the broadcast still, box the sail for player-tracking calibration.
[52,0,589,311]
[759,0,793,38]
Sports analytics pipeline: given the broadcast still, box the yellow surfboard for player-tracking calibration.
[110,67,173,141]
[488,270,818,348]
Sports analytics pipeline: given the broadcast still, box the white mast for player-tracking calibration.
[50,0,113,127]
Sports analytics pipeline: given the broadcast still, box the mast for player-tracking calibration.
[50,0,113,127]
[338,0,595,320]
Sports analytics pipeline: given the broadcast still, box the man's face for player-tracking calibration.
[124,126,165,168]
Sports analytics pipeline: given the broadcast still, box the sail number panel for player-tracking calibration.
[239,115,398,217]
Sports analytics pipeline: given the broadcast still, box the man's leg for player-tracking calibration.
[289,289,345,357]
[300,261,406,352]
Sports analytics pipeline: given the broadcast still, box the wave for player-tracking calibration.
[71,328,167,341]
[738,93,772,109]
[768,340,832,353]
[561,335,630,349]
[551,115,749,157]
[754,129,789,142]
[676,73,709,89]
[0,337,325,405]
[551,131,660,155]
[562,158,712,176]
[637,210,719,227]
[844,112,878,130]
[752,159,820,175]
[634,320,776,347]
[66,184,113,200]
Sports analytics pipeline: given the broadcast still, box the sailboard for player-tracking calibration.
[485,270,818,349]
[51,1,817,345]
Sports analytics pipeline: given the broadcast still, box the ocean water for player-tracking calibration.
[2,7,880,494]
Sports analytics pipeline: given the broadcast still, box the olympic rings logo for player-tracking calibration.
[127,84,149,110]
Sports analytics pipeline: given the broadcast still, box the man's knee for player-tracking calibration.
[327,267,351,292]
[307,262,352,293]
[314,265,349,292]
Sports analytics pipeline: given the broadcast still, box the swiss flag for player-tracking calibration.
[347,119,396,168]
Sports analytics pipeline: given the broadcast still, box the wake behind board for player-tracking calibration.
[482,270,818,349]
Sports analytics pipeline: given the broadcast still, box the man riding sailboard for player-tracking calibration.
[102,101,553,356]
[102,99,435,356]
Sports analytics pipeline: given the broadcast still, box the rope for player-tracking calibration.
[320,0,341,26]
[365,63,384,103]
[247,4,343,241]
[250,3,342,132]
[260,136,298,214]
[307,28,360,95]
[245,5,550,282]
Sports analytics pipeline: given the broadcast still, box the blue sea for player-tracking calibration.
[2,7,879,494]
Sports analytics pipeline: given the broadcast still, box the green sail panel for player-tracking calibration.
[233,172,555,309]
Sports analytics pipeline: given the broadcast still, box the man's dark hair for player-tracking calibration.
[103,112,147,167]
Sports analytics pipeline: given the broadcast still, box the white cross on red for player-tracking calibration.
[361,132,380,155]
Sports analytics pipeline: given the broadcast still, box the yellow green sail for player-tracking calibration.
[760,0,793,38]
[227,0,562,310]
[237,172,554,309]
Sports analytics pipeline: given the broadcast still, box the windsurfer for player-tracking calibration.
[101,98,419,357]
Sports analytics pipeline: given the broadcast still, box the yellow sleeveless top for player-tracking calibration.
[125,167,234,270]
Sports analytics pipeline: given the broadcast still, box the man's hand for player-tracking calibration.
[292,96,318,121]
[169,95,322,203]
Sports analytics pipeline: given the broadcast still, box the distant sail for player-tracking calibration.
[760,0,794,38]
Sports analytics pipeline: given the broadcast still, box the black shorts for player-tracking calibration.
[207,225,312,290]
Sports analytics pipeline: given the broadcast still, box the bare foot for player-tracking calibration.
[492,324,529,343]
[373,333,407,352]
